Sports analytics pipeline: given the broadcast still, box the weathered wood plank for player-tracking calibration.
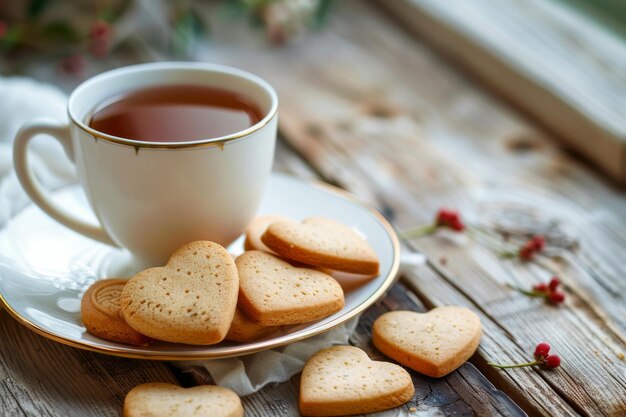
[0,311,179,417]
[195,1,626,415]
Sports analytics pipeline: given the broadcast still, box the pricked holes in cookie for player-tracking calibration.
[187,271,191,276]
[185,289,190,294]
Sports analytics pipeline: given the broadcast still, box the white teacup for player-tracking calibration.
[13,62,278,267]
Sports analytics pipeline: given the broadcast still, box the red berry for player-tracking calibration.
[519,244,535,261]
[548,277,560,291]
[436,209,452,224]
[0,21,7,39]
[435,209,464,232]
[533,283,548,292]
[534,342,551,359]
[90,20,110,40]
[531,235,545,251]
[450,218,465,232]
[545,355,561,368]
[59,55,84,76]
[549,291,565,304]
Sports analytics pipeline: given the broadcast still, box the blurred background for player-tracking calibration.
[0,0,334,86]
[1,0,625,182]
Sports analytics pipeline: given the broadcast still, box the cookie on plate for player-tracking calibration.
[244,214,292,253]
[261,217,379,275]
[120,241,238,345]
[81,278,152,346]
[237,251,344,326]
[372,307,482,377]
[225,308,280,343]
[124,383,243,417]
[299,345,414,416]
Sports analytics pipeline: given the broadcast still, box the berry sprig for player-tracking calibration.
[402,209,465,239]
[500,235,545,261]
[508,277,566,305]
[89,20,113,58]
[488,342,561,370]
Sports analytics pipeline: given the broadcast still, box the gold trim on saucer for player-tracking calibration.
[0,175,401,360]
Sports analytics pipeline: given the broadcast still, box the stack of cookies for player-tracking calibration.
[98,214,485,416]
[81,215,380,347]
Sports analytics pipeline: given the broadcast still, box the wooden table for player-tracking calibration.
[1,2,625,416]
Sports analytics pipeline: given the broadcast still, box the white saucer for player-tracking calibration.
[0,173,400,360]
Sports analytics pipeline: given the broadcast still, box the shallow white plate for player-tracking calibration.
[0,173,399,360]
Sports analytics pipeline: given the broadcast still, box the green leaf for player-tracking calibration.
[312,0,334,28]
[41,22,78,42]
[0,27,23,52]
[172,9,208,56]
[99,8,118,23]
[28,0,52,18]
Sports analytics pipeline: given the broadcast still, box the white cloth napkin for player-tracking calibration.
[0,76,373,396]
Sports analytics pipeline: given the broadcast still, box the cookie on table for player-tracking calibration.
[225,307,280,343]
[236,251,344,326]
[124,383,243,417]
[120,241,238,345]
[81,278,152,346]
[261,217,379,275]
[244,214,292,253]
[372,307,482,378]
[299,345,414,416]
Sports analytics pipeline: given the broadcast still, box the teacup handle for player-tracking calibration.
[13,120,118,247]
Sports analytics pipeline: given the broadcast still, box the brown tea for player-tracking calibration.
[88,85,263,142]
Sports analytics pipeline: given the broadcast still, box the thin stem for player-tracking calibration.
[401,223,437,239]
[488,361,540,369]
[499,250,519,259]
[506,284,545,298]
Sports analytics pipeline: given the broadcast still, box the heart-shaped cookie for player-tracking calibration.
[261,217,379,275]
[373,307,482,377]
[299,346,414,416]
[236,251,344,326]
[81,278,153,346]
[124,383,243,417]
[120,241,238,345]
[225,307,280,343]
[244,214,292,253]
